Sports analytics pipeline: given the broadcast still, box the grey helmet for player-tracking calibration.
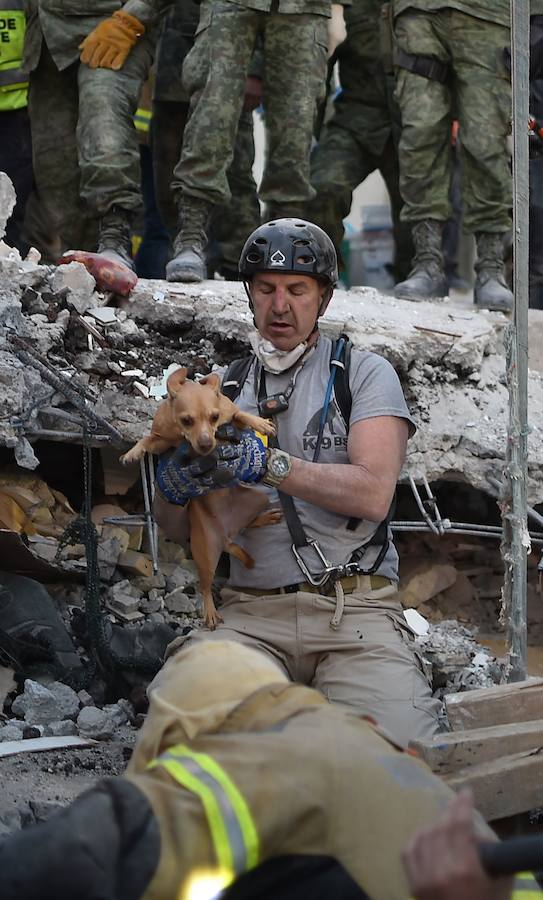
[239,218,338,286]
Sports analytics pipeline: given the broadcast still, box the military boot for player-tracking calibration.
[97,206,135,271]
[166,199,211,283]
[473,232,513,312]
[394,220,448,301]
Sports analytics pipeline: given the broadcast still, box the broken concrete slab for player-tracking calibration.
[11,680,80,725]
[77,706,115,740]
[164,587,196,614]
[51,262,96,315]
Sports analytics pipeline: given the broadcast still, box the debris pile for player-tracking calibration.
[415,621,503,697]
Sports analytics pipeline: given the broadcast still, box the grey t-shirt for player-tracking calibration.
[227,335,416,589]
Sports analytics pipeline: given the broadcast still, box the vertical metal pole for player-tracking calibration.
[502,0,530,682]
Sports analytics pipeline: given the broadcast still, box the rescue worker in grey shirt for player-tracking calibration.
[154,218,441,747]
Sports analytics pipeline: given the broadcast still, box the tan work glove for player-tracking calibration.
[79,10,145,70]
[327,4,347,58]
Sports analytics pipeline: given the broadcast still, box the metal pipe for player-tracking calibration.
[140,454,158,573]
[502,0,530,681]
[25,428,113,444]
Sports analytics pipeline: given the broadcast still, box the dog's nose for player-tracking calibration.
[197,435,214,453]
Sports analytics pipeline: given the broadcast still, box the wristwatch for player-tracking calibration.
[262,448,292,488]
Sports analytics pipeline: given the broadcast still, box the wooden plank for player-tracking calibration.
[412,719,543,775]
[117,550,153,576]
[446,750,543,821]
[445,678,543,729]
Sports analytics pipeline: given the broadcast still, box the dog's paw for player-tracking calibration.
[120,449,140,466]
[255,418,276,437]
[204,609,224,630]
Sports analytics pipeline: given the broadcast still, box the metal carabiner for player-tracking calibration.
[291,540,339,587]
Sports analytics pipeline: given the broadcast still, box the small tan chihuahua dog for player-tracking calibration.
[121,367,279,628]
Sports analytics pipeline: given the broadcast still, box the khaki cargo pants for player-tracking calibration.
[187,575,442,747]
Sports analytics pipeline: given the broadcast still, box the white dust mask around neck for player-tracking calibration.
[249,331,310,374]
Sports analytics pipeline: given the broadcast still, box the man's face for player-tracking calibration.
[250,272,328,350]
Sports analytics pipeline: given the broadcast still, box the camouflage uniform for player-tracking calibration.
[23,0,163,252]
[172,0,331,218]
[152,0,260,271]
[393,0,511,234]
[308,0,412,280]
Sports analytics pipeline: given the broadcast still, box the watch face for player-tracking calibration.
[273,455,290,476]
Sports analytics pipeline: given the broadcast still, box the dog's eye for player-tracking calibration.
[181,416,194,427]
[210,412,220,423]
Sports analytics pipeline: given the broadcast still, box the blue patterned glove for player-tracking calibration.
[156,426,267,506]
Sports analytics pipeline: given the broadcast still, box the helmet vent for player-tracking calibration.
[246,251,262,263]
[255,238,268,245]
[296,254,314,265]
[293,238,310,246]
[294,222,306,228]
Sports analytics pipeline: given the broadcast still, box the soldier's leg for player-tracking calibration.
[171,2,258,207]
[308,123,378,255]
[260,12,328,216]
[167,1,258,281]
[452,15,511,236]
[213,109,260,275]
[451,14,512,311]
[28,45,96,252]
[393,11,452,299]
[394,10,453,225]
[76,35,154,219]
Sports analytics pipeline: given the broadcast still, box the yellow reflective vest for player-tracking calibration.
[0,0,27,110]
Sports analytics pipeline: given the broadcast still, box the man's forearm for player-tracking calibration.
[278,456,395,522]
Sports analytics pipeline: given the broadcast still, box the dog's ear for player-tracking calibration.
[166,367,188,399]
[199,373,221,394]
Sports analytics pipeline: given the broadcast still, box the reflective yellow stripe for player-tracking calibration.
[172,744,259,870]
[149,755,234,873]
[148,743,259,877]
[512,871,543,896]
[133,107,151,133]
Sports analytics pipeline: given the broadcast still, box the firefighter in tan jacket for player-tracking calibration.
[0,641,534,900]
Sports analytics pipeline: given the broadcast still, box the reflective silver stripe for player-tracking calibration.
[159,751,248,874]
[0,68,26,87]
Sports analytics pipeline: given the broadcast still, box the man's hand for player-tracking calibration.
[155,426,267,506]
[79,10,145,70]
[402,790,513,900]
[327,4,347,58]
[243,75,263,112]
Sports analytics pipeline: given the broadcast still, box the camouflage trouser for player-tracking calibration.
[28,38,153,251]
[152,100,259,269]
[308,126,414,281]
[173,0,328,211]
[394,9,512,234]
